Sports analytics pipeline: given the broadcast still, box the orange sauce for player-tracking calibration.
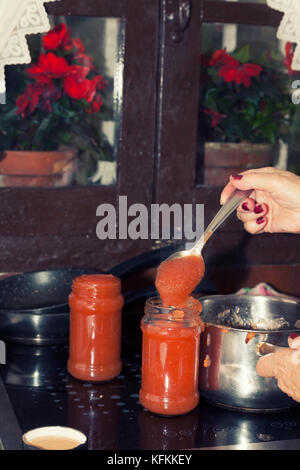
[139,315,201,416]
[155,255,205,307]
[67,274,124,382]
[245,331,256,344]
[139,254,205,416]
[199,327,223,391]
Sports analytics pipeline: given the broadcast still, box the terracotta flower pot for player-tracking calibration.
[204,142,275,186]
[0,149,77,187]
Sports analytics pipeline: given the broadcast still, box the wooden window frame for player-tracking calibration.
[0,0,160,272]
[156,1,300,269]
[1,0,299,273]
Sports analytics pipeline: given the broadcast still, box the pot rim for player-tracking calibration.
[199,294,300,334]
[203,321,300,334]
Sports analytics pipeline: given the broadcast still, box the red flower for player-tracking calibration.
[209,49,227,66]
[86,94,103,113]
[93,74,106,91]
[219,62,262,87]
[61,37,86,53]
[68,39,95,71]
[64,65,97,101]
[284,42,297,76]
[64,68,105,103]
[16,82,61,116]
[208,48,262,87]
[203,108,227,128]
[71,38,85,53]
[64,76,96,102]
[16,84,44,117]
[92,95,103,112]
[209,49,238,67]
[69,65,90,79]
[27,52,70,84]
[43,24,70,51]
[16,23,107,119]
[74,52,96,71]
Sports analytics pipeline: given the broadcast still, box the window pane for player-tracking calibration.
[197,23,299,186]
[0,16,124,187]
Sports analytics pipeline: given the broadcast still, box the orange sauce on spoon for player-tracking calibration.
[155,254,205,307]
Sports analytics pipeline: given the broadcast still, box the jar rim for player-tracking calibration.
[145,296,202,316]
[71,274,121,298]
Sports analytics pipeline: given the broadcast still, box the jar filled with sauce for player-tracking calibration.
[139,297,202,416]
[67,274,123,382]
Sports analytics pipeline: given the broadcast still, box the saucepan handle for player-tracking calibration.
[256,342,285,356]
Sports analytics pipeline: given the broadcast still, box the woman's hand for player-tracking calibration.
[256,335,300,403]
[220,167,300,234]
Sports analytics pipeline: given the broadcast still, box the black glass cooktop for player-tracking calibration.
[1,341,300,451]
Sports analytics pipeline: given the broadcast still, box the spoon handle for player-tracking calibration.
[193,188,253,253]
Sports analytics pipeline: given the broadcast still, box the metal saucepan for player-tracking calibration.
[199,295,300,412]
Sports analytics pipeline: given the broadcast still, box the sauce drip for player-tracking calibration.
[155,254,205,307]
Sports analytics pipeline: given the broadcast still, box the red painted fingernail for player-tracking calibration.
[242,203,249,211]
[256,217,265,225]
[290,333,298,339]
[231,174,243,180]
[254,205,263,214]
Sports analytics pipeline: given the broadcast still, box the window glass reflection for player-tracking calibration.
[197,22,300,186]
[0,16,124,187]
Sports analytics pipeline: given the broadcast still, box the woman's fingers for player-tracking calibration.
[236,201,269,233]
[243,216,268,234]
[220,182,236,206]
[256,353,277,378]
[257,346,300,403]
[220,167,282,205]
[288,335,300,350]
[229,170,282,194]
[256,347,291,378]
[237,202,268,222]
[237,197,256,214]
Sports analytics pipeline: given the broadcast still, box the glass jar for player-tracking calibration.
[67,274,123,382]
[139,297,202,416]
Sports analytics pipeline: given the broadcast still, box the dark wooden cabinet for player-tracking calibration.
[1,0,299,295]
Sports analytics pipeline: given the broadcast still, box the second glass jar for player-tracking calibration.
[139,297,202,416]
[67,274,123,382]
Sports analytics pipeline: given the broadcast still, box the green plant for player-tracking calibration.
[200,44,298,144]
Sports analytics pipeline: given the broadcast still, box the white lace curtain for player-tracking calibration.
[0,0,300,97]
[0,0,60,96]
[266,1,300,70]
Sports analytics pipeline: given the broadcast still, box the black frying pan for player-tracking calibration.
[0,267,102,312]
[0,268,102,345]
[0,247,215,345]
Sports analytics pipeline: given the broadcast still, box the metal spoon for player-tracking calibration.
[166,188,253,261]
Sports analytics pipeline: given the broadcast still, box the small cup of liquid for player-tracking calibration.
[22,426,87,450]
